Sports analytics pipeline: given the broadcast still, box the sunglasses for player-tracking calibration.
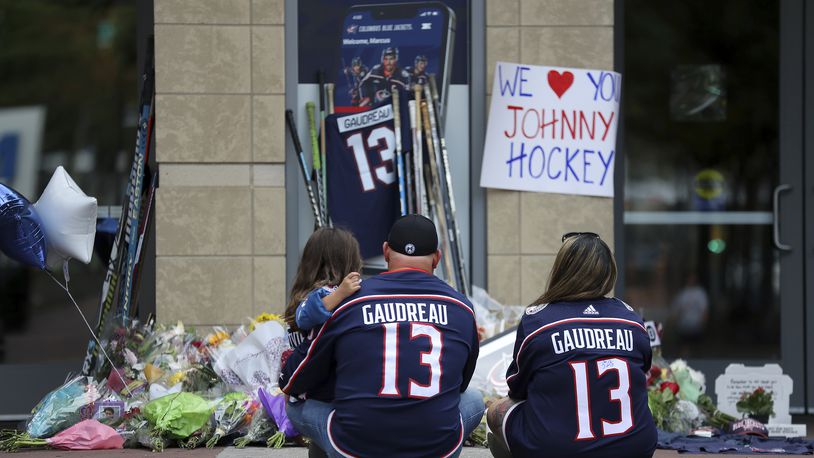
[562,232,600,243]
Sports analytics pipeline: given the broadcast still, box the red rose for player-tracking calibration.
[660,381,680,395]
[755,387,765,394]
[647,366,661,385]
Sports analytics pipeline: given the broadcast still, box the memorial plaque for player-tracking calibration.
[714,364,793,424]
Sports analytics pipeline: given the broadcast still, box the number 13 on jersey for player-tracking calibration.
[569,357,634,440]
[345,126,396,192]
[379,323,443,398]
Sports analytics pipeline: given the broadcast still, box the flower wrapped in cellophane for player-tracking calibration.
[258,388,298,447]
[25,377,101,438]
[206,392,256,448]
[143,392,213,451]
[177,417,215,449]
[211,321,289,393]
[233,404,275,448]
[0,420,123,452]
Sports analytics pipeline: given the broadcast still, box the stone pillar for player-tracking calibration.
[153,0,287,326]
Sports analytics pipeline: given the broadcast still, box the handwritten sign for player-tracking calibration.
[480,62,621,197]
[714,364,793,424]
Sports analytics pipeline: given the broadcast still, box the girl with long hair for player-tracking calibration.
[284,227,363,348]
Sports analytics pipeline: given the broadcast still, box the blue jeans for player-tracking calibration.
[287,387,485,458]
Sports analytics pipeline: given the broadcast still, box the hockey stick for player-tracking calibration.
[326,83,336,115]
[285,109,324,228]
[82,41,155,375]
[390,86,407,216]
[118,91,155,323]
[412,86,426,216]
[420,100,457,290]
[429,75,470,296]
[405,146,414,214]
[423,85,464,293]
[306,102,324,222]
[318,71,329,224]
[129,167,159,318]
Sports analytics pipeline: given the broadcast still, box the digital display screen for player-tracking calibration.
[337,6,448,109]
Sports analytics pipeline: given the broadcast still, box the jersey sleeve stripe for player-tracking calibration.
[506,317,647,384]
[502,400,525,454]
[327,410,358,458]
[440,415,465,458]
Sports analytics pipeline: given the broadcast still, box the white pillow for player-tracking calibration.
[34,166,98,264]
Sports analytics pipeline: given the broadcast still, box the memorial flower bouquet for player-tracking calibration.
[0,420,123,452]
[736,387,774,423]
[233,405,275,448]
[205,392,255,448]
[648,381,699,433]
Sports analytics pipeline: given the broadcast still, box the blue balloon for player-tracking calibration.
[0,183,47,269]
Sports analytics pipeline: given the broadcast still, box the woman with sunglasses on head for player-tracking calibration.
[486,232,656,458]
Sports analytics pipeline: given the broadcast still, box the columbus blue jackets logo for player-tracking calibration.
[526,303,548,315]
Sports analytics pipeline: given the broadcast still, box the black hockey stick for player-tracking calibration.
[429,75,470,297]
[286,109,324,228]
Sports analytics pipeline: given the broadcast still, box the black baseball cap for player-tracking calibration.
[387,214,438,256]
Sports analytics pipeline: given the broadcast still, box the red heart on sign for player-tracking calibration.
[547,70,574,98]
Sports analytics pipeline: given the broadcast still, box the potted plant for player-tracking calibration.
[735,387,774,423]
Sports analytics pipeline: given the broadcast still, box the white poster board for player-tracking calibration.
[480,62,620,197]
[714,364,793,424]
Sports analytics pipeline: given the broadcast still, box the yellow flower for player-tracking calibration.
[250,312,284,331]
[207,330,230,347]
[168,370,187,386]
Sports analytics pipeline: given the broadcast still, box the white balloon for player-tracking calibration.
[34,166,98,264]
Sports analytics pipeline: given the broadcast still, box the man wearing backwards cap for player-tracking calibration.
[281,215,483,457]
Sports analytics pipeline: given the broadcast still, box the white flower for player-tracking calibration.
[123,348,138,367]
[670,359,688,373]
[688,367,706,391]
[676,399,701,420]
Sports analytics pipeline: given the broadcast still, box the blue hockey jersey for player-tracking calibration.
[325,96,413,259]
[280,268,479,457]
[503,297,657,458]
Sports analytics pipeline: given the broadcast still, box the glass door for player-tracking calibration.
[621,0,807,409]
[0,1,139,418]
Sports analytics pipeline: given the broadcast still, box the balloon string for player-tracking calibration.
[45,269,133,397]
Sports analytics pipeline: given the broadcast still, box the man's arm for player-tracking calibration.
[459,321,480,392]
